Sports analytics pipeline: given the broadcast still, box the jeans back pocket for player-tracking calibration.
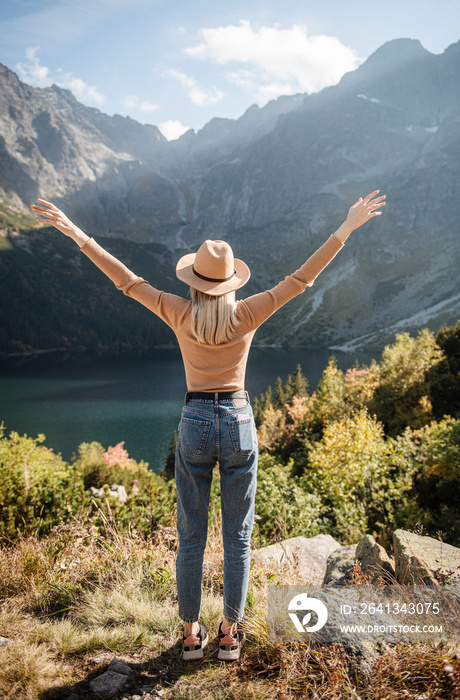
[178,416,212,457]
[228,414,256,455]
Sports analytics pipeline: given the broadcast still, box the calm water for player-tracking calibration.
[0,347,372,472]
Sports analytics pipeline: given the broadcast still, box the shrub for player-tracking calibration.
[306,409,420,545]
[370,329,444,434]
[405,418,460,546]
[75,440,151,492]
[253,453,325,545]
[0,426,84,538]
[0,427,176,541]
[429,320,460,419]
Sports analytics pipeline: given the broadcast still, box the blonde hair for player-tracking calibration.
[190,288,238,345]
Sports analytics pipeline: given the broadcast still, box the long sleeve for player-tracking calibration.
[80,237,190,330]
[239,234,344,330]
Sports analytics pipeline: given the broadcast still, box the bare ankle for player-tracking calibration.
[221,617,237,635]
[184,621,200,637]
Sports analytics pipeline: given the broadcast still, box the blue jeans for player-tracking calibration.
[175,395,258,623]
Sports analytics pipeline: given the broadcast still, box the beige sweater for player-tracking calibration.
[80,234,344,391]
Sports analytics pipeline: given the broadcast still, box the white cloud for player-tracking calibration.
[164,68,224,106]
[121,95,159,113]
[15,47,50,85]
[140,101,159,113]
[158,120,191,141]
[15,47,105,106]
[186,20,361,98]
[121,94,140,110]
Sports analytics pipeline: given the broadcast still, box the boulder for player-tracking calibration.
[323,544,358,586]
[88,659,132,697]
[311,588,399,678]
[324,536,396,586]
[88,486,104,498]
[269,585,398,679]
[355,534,396,583]
[109,484,129,504]
[106,658,132,676]
[253,534,341,584]
[89,670,129,697]
[393,529,460,585]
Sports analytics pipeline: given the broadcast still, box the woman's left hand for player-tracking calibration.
[31,200,89,247]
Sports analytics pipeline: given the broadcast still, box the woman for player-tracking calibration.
[32,190,385,661]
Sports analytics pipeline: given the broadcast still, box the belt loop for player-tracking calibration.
[245,390,250,402]
[214,392,218,405]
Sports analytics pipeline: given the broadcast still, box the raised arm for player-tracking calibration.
[31,199,189,330]
[240,190,386,329]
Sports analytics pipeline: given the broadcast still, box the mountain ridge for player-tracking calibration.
[1,37,459,352]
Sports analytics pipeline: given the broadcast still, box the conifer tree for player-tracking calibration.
[274,376,286,409]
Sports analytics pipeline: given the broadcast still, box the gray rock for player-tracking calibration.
[88,486,104,499]
[253,534,341,584]
[314,590,392,677]
[323,544,358,586]
[143,690,165,698]
[356,534,396,582]
[270,585,399,678]
[393,529,460,585]
[89,670,129,697]
[0,636,11,647]
[324,536,396,586]
[107,658,132,676]
[109,484,129,504]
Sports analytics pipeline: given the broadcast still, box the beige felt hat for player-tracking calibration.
[176,239,250,296]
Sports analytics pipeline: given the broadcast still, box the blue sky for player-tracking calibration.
[1,0,459,139]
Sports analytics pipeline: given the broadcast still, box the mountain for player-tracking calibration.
[1,38,460,355]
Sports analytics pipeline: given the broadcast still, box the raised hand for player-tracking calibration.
[31,200,89,247]
[345,190,386,231]
[333,190,386,243]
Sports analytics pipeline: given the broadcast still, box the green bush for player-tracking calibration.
[305,409,421,546]
[75,440,152,492]
[0,426,85,538]
[370,329,444,434]
[0,427,176,541]
[253,453,325,546]
[405,418,460,546]
[429,320,460,419]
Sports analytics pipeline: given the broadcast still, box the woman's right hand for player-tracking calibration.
[333,190,386,243]
[345,190,386,232]
[31,200,89,247]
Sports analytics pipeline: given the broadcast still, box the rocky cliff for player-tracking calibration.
[1,37,459,351]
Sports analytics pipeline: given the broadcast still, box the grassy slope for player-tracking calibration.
[0,504,459,700]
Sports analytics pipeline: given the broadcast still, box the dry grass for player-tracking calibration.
[0,641,71,700]
[0,513,459,700]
